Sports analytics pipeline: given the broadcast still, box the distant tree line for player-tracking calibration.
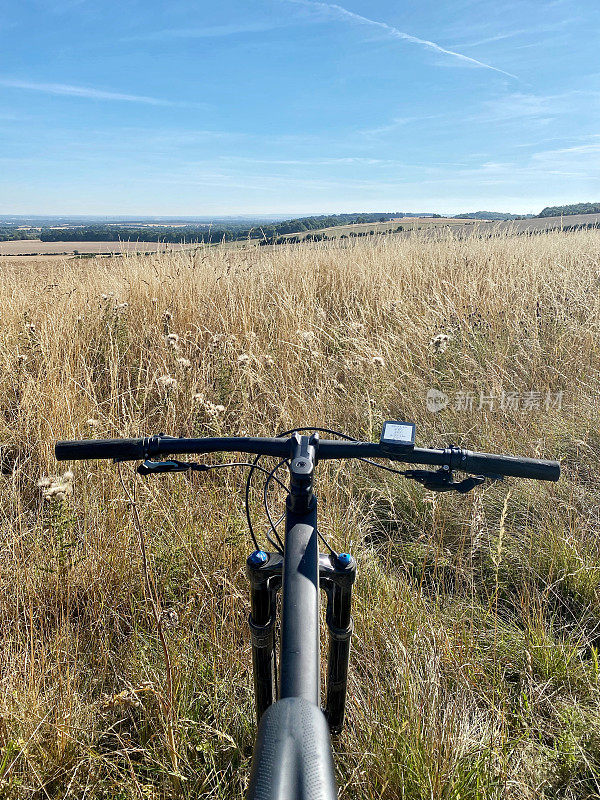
[538,202,600,218]
[0,227,38,242]
[39,226,232,243]
[33,213,402,245]
[255,212,398,237]
[454,211,529,221]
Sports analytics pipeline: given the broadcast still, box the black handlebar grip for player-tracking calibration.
[55,438,146,461]
[461,450,560,481]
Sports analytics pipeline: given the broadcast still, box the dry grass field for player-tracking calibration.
[1,229,600,798]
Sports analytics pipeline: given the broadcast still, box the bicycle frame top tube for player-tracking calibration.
[279,434,320,704]
[246,432,338,800]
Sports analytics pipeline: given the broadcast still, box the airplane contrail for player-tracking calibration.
[287,0,519,80]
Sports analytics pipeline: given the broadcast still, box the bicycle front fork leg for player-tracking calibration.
[247,551,279,722]
[324,553,356,733]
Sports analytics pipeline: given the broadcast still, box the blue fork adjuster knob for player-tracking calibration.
[249,550,269,567]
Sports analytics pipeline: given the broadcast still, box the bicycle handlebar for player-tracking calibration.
[54,434,560,481]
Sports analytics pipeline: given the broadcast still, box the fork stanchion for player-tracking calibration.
[324,553,356,733]
[325,618,353,733]
[247,551,278,722]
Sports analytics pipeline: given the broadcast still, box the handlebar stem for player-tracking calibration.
[287,433,319,515]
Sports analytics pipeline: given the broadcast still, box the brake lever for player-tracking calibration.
[405,468,489,494]
[137,459,209,476]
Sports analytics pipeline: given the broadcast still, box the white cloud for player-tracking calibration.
[123,22,282,42]
[285,0,519,79]
[0,78,172,105]
[531,142,600,169]
[220,155,386,165]
[0,111,22,121]
[451,29,535,48]
[482,93,558,122]
[475,90,600,129]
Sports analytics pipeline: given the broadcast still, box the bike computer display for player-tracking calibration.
[380,420,416,451]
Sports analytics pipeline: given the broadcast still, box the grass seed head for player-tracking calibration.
[431,333,451,352]
[165,332,180,350]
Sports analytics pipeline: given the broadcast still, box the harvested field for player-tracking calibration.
[0,239,199,256]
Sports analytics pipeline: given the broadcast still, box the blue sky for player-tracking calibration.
[0,0,598,215]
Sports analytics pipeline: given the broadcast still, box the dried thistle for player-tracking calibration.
[349,321,364,332]
[38,471,74,502]
[162,310,173,335]
[431,333,451,353]
[193,394,225,417]
[165,332,180,351]
[157,374,177,389]
[160,608,180,628]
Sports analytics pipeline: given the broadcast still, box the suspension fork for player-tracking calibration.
[246,432,320,718]
[246,431,356,727]
[247,551,356,726]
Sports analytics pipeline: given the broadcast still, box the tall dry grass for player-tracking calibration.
[1,229,600,798]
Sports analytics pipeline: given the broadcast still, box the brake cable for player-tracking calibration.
[138,458,290,553]
[261,459,287,553]
[139,427,491,556]
[244,427,354,557]
[244,425,493,554]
